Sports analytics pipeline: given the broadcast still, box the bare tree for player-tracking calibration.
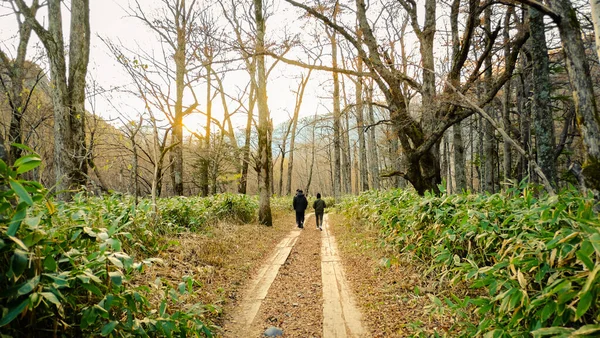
[0,0,41,164]
[128,0,202,196]
[15,0,91,200]
[254,0,272,225]
[286,0,527,195]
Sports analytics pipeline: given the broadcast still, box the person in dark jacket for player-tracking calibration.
[313,193,326,230]
[293,189,308,228]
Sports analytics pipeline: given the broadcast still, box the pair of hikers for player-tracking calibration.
[292,190,326,230]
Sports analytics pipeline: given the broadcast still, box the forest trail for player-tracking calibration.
[223,214,367,338]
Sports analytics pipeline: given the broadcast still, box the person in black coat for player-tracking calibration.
[312,193,326,230]
[292,189,308,228]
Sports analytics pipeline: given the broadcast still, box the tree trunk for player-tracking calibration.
[530,8,557,187]
[502,7,514,184]
[171,3,187,196]
[329,22,342,201]
[286,101,300,196]
[482,8,495,193]
[0,0,39,164]
[16,0,90,200]
[453,122,467,192]
[549,0,600,192]
[342,106,352,194]
[305,116,317,194]
[355,27,369,192]
[200,63,212,196]
[366,84,380,190]
[239,86,255,194]
[254,0,272,225]
[590,0,600,63]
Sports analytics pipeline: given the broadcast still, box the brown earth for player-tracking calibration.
[250,214,323,337]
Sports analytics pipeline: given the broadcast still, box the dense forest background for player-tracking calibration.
[1,0,600,209]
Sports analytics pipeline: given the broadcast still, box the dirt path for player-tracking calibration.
[223,214,367,337]
[321,214,367,337]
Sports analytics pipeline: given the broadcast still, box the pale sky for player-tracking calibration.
[0,0,329,135]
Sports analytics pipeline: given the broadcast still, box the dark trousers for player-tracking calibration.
[315,212,324,228]
[295,210,305,226]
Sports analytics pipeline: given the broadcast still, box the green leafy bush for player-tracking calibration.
[340,185,600,337]
[159,193,257,232]
[0,148,218,337]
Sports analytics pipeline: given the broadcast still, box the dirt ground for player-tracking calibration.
[328,213,457,337]
[136,211,459,337]
[251,214,324,337]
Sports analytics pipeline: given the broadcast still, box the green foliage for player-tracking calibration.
[159,193,257,232]
[339,185,600,336]
[0,149,228,337]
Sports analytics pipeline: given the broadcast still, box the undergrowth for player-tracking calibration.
[0,147,258,337]
[339,183,600,337]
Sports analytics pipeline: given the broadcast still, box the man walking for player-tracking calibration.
[313,193,326,230]
[293,189,308,228]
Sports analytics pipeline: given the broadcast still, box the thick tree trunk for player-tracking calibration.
[449,0,466,192]
[16,0,90,200]
[530,8,557,187]
[254,0,272,225]
[549,0,600,192]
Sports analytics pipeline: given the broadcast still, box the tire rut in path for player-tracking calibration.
[223,214,367,337]
[321,214,367,337]
[252,214,324,337]
[223,228,302,337]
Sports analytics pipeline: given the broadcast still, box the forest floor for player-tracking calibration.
[137,211,458,337]
[222,213,367,338]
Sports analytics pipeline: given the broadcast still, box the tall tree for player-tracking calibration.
[15,0,91,200]
[450,0,466,192]
[0,0,41,164]
[286,70,312,195]
[129,0,202,196]
[355,27,369,192]
[366,81,380,190]
[286,0,527,195]
[502,7,514,185]
[254,0,272,225]
[326,3,342,201]
[544,0,600,193]
[482,7,495,193]
[530,8,557,186]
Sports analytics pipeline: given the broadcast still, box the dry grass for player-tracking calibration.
[329,213,459,337]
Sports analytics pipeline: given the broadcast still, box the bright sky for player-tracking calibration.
[0,0,328,135]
